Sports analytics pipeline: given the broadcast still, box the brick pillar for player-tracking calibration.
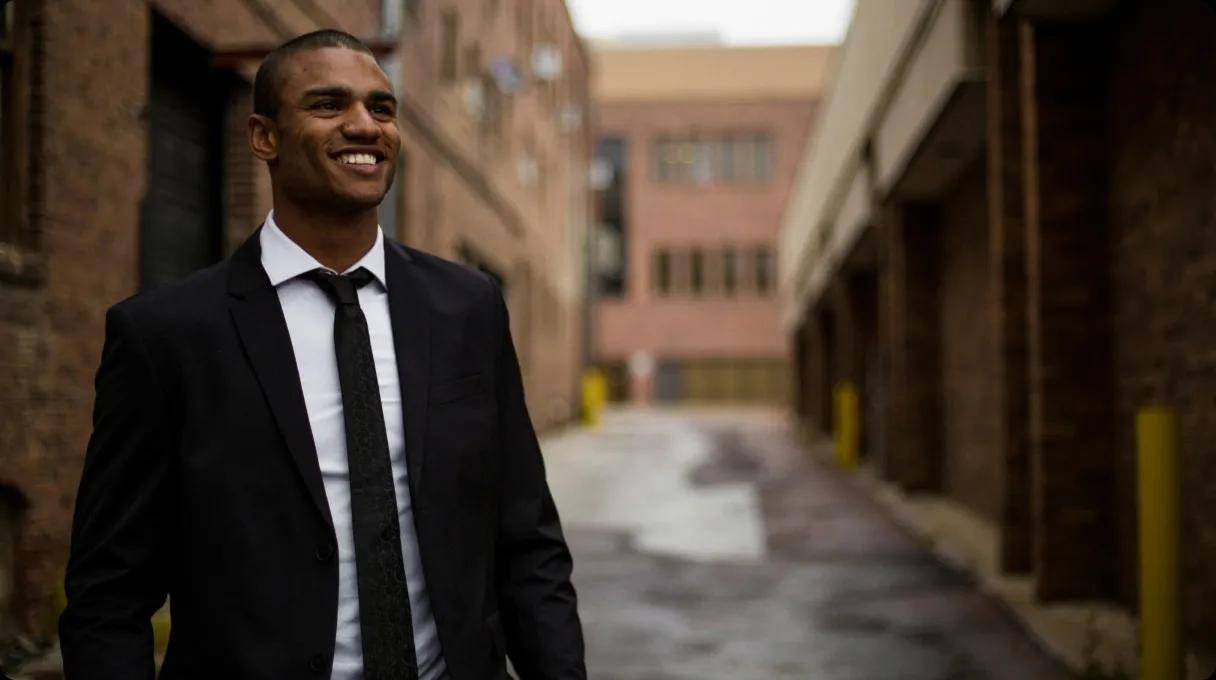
[792,320,811,421]
[831,274,876,386]
[830,279,859,388]
[1021,21,1115,601]
[879,203,942,490]
[987,14,1032,575]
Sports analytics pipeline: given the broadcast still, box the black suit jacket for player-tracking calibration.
[59,231,585,680]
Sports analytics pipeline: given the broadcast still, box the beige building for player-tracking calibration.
[591,45,830,404]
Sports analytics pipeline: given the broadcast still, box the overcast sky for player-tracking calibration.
[565,0,856,46]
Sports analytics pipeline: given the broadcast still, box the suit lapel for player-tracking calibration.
[384,239,431,494]
[227,230,335,533]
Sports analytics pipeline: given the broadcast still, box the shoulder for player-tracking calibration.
[107,259,231,336]
[390,239,503,313]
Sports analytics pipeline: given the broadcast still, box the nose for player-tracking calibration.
[341,102,381,140]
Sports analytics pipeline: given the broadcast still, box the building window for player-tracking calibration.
[720,134,736,183]
[594,137,627,297]
[755,247,773,295]
[654,137,715,186]
[440,10,459,82]
[690,249,704,296]
[653,132,774,186]
[753,133,774,183]
[653,249,671,296]
[670,250,689,295]
[722,247,737,296]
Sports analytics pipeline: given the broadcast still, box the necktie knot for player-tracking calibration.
[306,268,374,306]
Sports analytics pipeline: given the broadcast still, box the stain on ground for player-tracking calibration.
[554,410,1071,680]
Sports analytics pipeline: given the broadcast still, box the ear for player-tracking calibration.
[248,113,279,162]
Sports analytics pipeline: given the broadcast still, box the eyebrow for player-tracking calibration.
[368,90,397,107]
[301,86,397,107]
[301,86,351,100]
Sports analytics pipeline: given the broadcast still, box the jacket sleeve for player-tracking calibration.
[491,289,586,680]
[59,304,174,680]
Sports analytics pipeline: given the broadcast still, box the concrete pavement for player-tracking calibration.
[541,408,1071,680]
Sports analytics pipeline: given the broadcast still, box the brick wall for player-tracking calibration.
[0,0,392,640]
[0,0,150,637]
[155,0,382,48]
[1021,20,1116,602]
[1104,0,1216,649]
[878,203,942,490]
[937,162,1001,522]
[985,12,1032,575]
[395,0,592,429]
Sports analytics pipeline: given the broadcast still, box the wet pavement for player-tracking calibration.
[541,409,1070,680]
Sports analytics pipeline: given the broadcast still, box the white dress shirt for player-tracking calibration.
[260,212,447,680]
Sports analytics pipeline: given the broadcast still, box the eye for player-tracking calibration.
[371,104,395,116]
[312,100,341,112]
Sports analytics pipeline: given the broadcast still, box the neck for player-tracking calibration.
[271,198,379,273]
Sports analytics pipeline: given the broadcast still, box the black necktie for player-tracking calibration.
[307,268,418,680]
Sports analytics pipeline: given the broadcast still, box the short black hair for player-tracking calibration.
[252,29,375,121]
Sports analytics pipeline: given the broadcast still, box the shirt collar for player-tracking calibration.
[259,210,387,289]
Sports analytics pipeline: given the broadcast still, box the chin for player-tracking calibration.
[343,193,389,212]
[324,187,389,213]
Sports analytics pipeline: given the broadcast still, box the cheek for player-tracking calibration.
[382,124,402,152]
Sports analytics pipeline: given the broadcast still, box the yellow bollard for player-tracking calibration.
[593,370,606,422]
[834,381,860,470]
[1136,407,1182,680]
[581,368,606,428]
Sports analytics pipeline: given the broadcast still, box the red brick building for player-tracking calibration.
[0,0,590,653]
[782,0,1216,672]
[591,45,830,404]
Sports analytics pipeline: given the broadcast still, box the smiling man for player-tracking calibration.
[59,31,585,680]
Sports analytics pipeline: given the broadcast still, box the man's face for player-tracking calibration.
[262,47,400,213]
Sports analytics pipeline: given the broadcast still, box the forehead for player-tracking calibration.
[278,47,393,95]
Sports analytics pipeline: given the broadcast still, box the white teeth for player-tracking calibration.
[339,153,377,166]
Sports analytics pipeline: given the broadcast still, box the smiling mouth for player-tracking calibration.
[335,152,381,167]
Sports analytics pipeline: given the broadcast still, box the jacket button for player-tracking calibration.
[315,543,334,561]
[309,653,327,673]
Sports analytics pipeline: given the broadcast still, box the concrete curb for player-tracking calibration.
[840,457,1215,680]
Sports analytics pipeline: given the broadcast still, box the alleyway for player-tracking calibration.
[542,409,1070,680]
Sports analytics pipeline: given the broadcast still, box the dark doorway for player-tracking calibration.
[139,14,225,290]
[654,359,683,402]
[0,485,27,639]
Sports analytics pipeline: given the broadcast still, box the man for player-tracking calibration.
[59,30,585,680]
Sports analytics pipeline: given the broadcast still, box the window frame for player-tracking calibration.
[652,130,775,187]
[653,248,672,296]
[722,246,737,296]
[755,246,773,295]
[689,248,704,296]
